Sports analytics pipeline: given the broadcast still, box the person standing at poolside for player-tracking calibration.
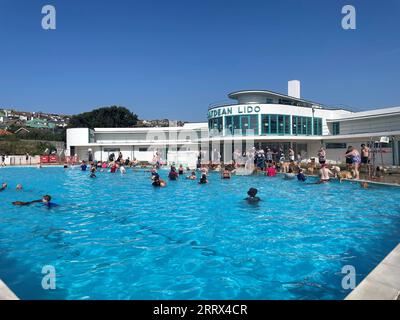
[266,148,273,164]
[345,146,361,179]
[361,144,371,174]
[118,152,123,162]
[1,154,6,166]
[317,147,326,165]
[288,148,295,162]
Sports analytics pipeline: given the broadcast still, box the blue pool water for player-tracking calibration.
[0,166,399,300]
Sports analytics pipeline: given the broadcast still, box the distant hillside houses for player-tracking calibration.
[0,108,70,130]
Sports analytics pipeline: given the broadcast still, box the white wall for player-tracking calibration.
[331,115,400,135]
[66,128,89,149]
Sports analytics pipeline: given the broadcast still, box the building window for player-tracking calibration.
[261,114,290,135]
[332,122,340,135]
[208,117,223,135]
[225,116,233,135]
[225,115,258,136]
[292,116,315,135]
[326,143,347,149]
[313,118,322,135]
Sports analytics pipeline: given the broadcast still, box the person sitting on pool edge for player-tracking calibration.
[199,174,208,184]
[245,188,261,203]
[12,195,58,208]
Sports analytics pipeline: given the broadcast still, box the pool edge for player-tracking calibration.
[346,243,400,300]
[0,279,19,300]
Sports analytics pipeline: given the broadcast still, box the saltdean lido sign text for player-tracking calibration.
[208,105,261,119]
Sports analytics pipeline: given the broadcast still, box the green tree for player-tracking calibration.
[68,106,138,128]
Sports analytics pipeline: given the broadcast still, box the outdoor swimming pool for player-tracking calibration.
[0,167,399,300]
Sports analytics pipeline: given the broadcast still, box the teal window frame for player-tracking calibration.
[208,117,223,135]
[261,114,290,135]
[292,116,317,135]
[332,122,340,135]
[224,115,259,136]
[313,118,322,136]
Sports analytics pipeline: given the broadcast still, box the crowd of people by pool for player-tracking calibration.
[0,145,372,208]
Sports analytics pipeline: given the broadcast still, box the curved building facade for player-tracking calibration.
[67,80,400,166]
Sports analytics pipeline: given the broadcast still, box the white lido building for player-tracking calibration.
[67,81,400,166]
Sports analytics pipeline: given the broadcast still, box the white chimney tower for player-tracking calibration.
[288,80,301,99]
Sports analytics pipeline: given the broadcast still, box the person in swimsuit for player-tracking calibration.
[199,174,208,184]
[345,146,361,179]
[222,169,231,179]
[80,161,87,171]
[317,147,326,165]
[297,169,307,182]
[317,164,334,183]
[168,166,179,180]
[178,165,184,175]
[12,195,58,208]
[0,182,7,191]
[245,188,261,203]
[266,164,277,177]
[90,165,97,178]
[152,173,166,187]
[288,148,295,162]
[361,144,370,173]
[187,171,196,180]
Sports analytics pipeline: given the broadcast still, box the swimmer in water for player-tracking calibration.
[222,169,231,179]
[168,166,179,180]
[316,164,334,184]
[297,169,307,182]
[187,171,196,180]
[0,182,7,191]
[12,195,58,207]
[16,184,23,190]
[178,164,184,175]
[199,174,208,184]
[152,173,166,187]
[90,166,97,178]
[245,188,261,203]
[360,181,369,189]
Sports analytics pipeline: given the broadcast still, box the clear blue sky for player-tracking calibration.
[0,0,399,121]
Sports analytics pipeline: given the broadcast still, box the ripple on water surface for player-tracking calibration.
[0,167,399,299]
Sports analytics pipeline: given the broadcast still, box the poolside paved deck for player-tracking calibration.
[0,279,19,300]
[346,244,400,300]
